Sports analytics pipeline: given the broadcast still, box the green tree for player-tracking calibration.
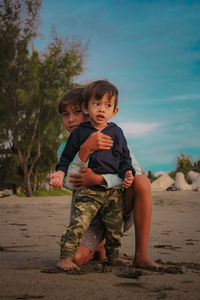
[0,0,87,196]
[193,159,200,173]
[147,170,156,183]
[175,152,200,183]
[176,153,194,172]
[0,0,42,194]
[176,152,193,183]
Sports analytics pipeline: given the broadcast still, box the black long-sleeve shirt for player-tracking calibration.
[56,121,135,179]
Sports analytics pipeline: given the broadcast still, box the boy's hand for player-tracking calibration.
[82,131,113,152]
[79,132,113,163]
[123,170,134,189]
[49,170,65,188]
[69,168,105,189]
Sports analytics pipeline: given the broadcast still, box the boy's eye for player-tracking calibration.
[62,113,69,118]
[106,103,112,108]
[93,102,99,106]
[74,110,82,114]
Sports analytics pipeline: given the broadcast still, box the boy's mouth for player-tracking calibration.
[69,125,78,132]
[96,114,105,121]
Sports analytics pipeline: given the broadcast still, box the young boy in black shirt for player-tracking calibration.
[50,80,134,270]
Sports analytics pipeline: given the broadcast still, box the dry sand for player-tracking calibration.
[0,191,200,300]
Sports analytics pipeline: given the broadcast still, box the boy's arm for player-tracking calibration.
[50,130,82,188]
[56,130,81,174]
[63,153,89,190]
[61,144,141,190]
[64,152,123,190]
[57,141,90,190]
[128,146,142,175]
[118,131,136,179]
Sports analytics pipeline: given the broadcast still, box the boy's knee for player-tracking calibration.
[134,175,151,194]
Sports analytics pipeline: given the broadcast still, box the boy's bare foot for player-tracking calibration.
[109,257,132,267]
[133,257,163,269]
[56,258,80,271]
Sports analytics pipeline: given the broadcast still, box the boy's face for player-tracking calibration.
[82,92,118,130]
[62,103,87,133]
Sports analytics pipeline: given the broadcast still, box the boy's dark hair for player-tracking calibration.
[82,80,118,110]
[58,88,84,114]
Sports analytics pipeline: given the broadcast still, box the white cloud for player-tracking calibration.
[119,122,160,136]
[166,94,200,102]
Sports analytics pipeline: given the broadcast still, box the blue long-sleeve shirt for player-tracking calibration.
[56,121,135,180]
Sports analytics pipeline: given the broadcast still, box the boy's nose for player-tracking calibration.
[69,114,75,122]
[98,105,105,112]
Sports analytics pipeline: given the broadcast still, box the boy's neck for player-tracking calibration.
[90,121,109,131]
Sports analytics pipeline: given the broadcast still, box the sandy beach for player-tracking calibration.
[0,191,200,300]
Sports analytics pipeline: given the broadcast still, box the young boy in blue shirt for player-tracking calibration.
[50,80,135,270]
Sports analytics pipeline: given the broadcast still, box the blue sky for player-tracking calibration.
[35,0,200,173]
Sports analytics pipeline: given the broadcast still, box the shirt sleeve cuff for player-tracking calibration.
[102,174,122,189]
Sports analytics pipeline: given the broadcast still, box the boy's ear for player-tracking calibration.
[81,103,88,114]
[112,107,119,118]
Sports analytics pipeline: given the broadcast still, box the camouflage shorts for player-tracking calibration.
[60,188,123,260]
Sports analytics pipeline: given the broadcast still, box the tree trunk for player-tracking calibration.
[17,123,41,197]
[33,169,38,192]
[24,170,33,197]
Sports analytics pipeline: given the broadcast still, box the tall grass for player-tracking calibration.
[16,188,72,197]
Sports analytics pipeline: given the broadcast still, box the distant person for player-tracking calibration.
[50,80,135,270]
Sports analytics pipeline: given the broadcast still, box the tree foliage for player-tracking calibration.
[147,170,156,183]
[0,0,87,196]
[175,152,200,183]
